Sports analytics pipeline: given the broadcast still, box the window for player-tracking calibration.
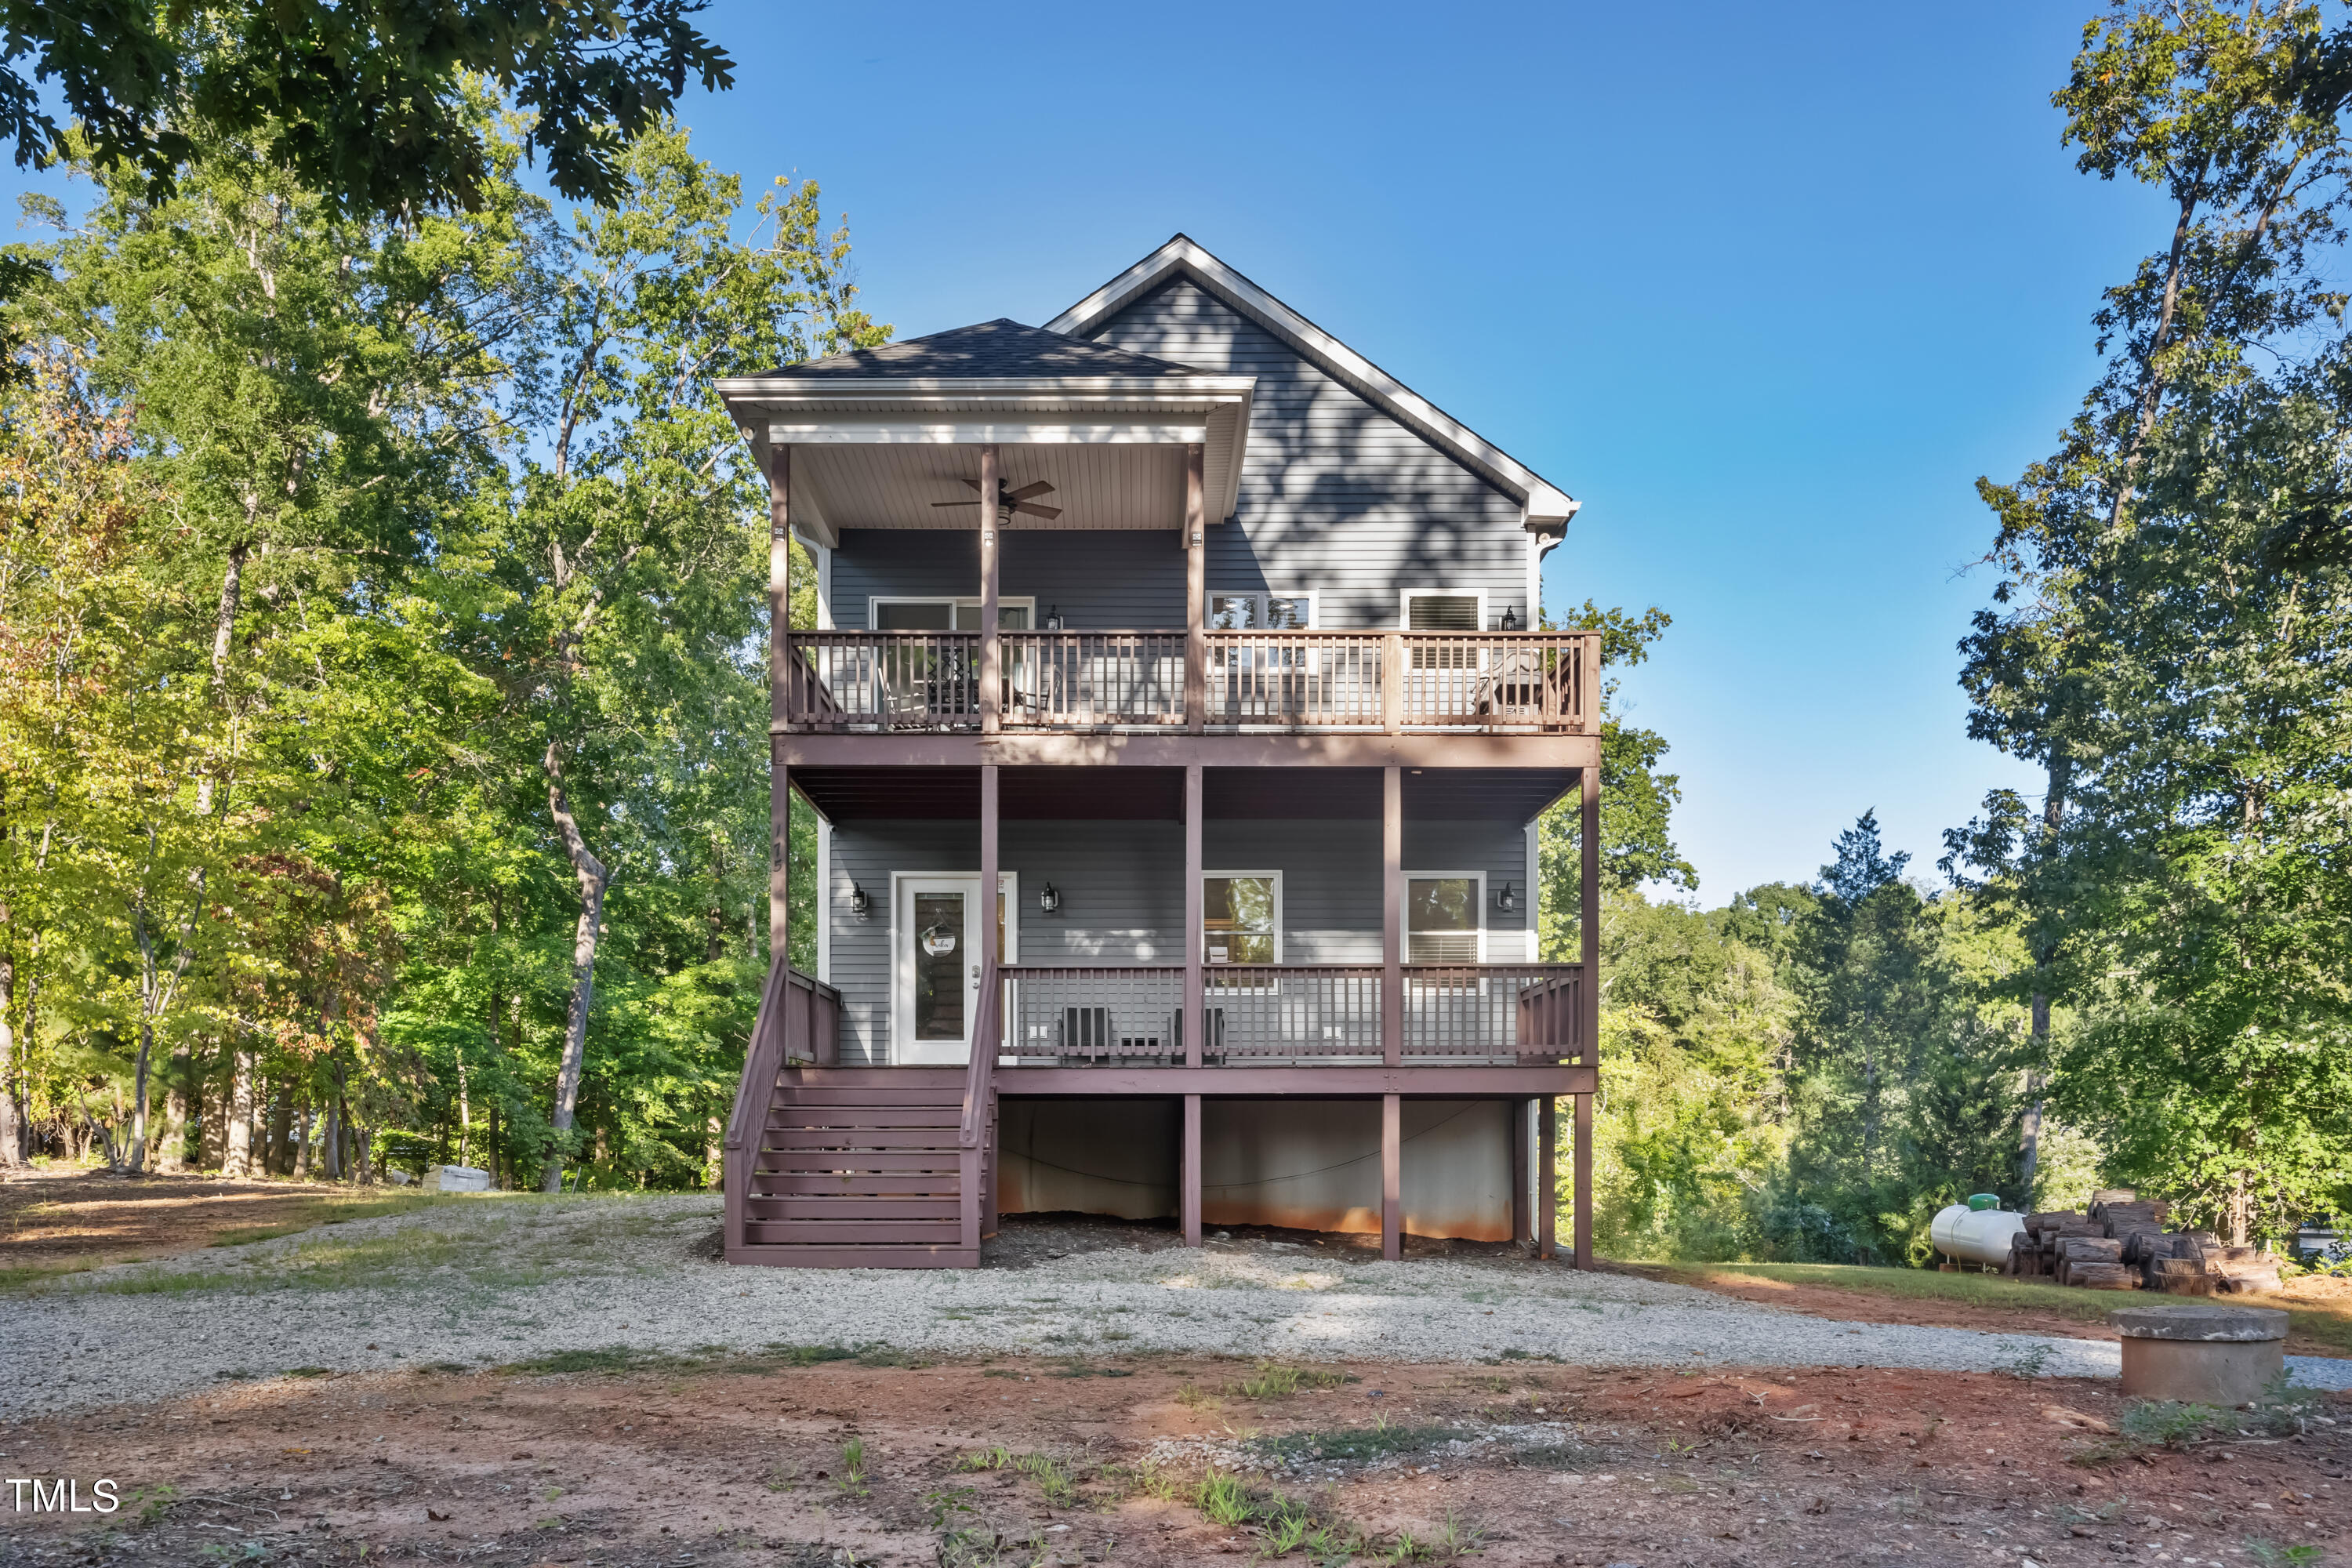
[1406,873,1483,963]
[1400,590,1484,632]
[871,597,1033,630]
[1208,590,1315,630]
[1203,872,1281,964]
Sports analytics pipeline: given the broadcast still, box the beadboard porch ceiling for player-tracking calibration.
[787,766,1577,825]
[714,378,1254,546]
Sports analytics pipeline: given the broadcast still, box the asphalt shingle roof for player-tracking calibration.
[756,318,1208,379]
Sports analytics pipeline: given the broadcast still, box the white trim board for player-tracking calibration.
[1047,234,1579,528]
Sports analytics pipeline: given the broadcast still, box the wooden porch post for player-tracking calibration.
[978,444,1001,735]
[1381,765,1402,1068]
[1183,443,1206,732]
[768,443,793,967]
[1184,764,1204,1071]
[978,762,1000,1036]
[1509,1098,1530,1245]
[1181,1093,1202,1247]
[1381,1093,1403,1261]
[1539,1094,1557,1260]
[1577,762,1599,1269]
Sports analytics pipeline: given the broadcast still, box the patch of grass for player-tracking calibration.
[855,1345,929,1368]
[1014,1452,1080,1509]
[837,1438,869,1496]
[0,1259,94,1294]
[1386,1509,1485,1563]
[1236,1362,1352,1399]
[282,1366,332,1379]
[1195,1470,1260,1527]
[1249,1423,1463,1466]
[955,1445,1016,1472]
[501,1347,651,1376]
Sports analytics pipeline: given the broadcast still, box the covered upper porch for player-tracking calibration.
[717,321,1600,739]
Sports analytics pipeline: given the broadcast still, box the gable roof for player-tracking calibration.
[758,318,1207,381]
[1045,236,1577,528]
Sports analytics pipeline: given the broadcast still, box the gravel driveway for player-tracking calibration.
[4,1192,2343,1418]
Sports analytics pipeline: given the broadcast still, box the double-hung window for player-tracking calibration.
[1202,872,1281,965]
[871,597,1033,630]
[1405,873,1484,963]
[1399,589,1484,632]
[1207,591,1315,630]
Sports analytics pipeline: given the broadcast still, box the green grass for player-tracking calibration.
[1640,1258,2352,1356]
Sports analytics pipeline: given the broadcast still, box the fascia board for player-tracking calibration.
[1047,236,1577,523]
[714,375,1256,398]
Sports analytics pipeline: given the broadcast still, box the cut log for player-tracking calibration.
[2070,1262,2136,1290]
[2061,1236,2124,1263]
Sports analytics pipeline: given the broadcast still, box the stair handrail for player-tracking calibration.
[958,961,1000,1149]
[726,959,795,1155]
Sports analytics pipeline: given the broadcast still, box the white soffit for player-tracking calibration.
[796,442,1189,533]
[1044,234,1580,528]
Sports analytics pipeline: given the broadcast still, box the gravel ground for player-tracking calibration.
[2,1192,2343,1418]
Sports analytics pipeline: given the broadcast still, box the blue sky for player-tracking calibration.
[9,2,2172,899]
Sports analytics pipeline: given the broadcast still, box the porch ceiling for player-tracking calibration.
[792,440,1189,534]
[787,766,1576,825]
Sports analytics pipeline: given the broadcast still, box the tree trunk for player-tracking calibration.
[542,742,612,1192]
[488,1098,501,1189]
[0,949,20,1169]
[2020,754,2069,1199]
[224,1049,256,1177]
[292,1098,314,1178]
[158,1048,189,1173]
[267,1083,294,1176]
[455,1043,470,1169]
[321,1068,343,1181]
[705,1115,722,1192]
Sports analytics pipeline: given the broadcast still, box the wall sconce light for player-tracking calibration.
[848,883,870,917]
[1044,605,1064,631]
[1039,881,1061,914]
[1501,605,1519,632]
[1495,880,1517,913]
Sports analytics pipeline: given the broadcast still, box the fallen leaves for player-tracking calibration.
[2042,1406,2116,1434]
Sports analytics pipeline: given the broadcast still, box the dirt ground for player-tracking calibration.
[1628,1263,2352,1360]
[2,1355,2347,1566]
[0,1167,418,1275]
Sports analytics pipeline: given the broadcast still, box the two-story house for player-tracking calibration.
[716,236,1600,1269]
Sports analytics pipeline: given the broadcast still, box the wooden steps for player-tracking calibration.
[726,1065,992,1269]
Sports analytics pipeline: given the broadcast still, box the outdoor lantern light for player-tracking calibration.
[1496,880,1517,913]
[1501,605,1519,631]
[1044,605,1064,631]
[848,883,870,917]
[1039,881,1060,913]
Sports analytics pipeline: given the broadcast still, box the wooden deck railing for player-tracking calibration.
[782,630,1601,734]
[990,962,1584,1063]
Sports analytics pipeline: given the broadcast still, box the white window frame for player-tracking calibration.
[867,595,1036,630]
[1398,587,1490,633]
[1402,869,1487,964]
[1201,869,1283,966]
[1207,590,1317,630]
[887,869,1019,1064]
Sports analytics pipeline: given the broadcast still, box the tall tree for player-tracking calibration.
[1952,0,2352,1241]
[460,128,884,1189]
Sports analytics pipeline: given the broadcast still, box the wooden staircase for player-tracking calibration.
[722,965,998,1269]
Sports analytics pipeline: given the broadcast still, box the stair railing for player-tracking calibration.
[722,959,796,1258]
[957,962,1001,1253]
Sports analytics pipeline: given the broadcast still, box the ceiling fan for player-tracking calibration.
[931,477,1062,522]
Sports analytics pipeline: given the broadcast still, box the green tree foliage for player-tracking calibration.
[1951,0,2352,1244]
[0,108,883,1189]
[0,2,734,214]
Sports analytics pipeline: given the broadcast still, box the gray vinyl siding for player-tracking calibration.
[1081,279,1528,630]
[831,528,1185,630]
[826,817,1533,1063]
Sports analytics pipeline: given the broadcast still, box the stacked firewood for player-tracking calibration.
[2002,1191,2283,1294]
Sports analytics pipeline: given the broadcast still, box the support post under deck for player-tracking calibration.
[1181,1094,1202,1247]
[1577,761,1599,1269]
[1381,1093,1403,1261]
[1539,1095,1557,1261]
[1381,765,1402,1069]
[1510,1098,1530,1245]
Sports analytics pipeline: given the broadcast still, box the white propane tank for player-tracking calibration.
[1931,1200,2026,1266]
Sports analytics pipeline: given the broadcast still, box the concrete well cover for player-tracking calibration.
[2110,1304,2288,1342]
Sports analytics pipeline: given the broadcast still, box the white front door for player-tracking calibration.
[898,877,978,1064]
[894,875,1015,1065]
